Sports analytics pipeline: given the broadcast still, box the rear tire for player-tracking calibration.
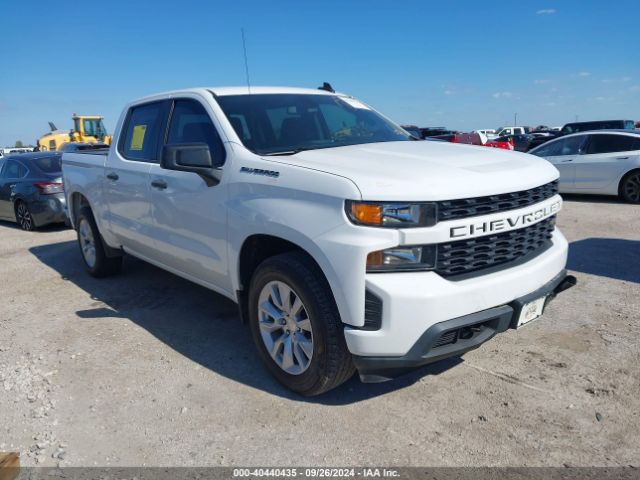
[620,170,640,204]
[248,252,355,396]
[15,201,35,231]
[76,206,122,277]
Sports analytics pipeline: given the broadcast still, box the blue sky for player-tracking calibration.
[1,0,639,146]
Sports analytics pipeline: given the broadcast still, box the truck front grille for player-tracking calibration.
[437,180,558,222]
[435,216,556,278]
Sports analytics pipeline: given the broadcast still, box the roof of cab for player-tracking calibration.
[131,86,342,105]
[210,86,339,96]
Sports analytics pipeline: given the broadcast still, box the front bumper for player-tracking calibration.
[352,271,576,382]
[344,229,569,357]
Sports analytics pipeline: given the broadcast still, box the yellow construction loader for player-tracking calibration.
[37,114,112,151]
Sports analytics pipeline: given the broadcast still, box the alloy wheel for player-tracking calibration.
[78,218,97,268]
[257,280,314,375]
[623,173,640,203]
[16,203,33,231]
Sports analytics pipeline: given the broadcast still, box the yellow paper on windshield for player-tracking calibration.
[130,124,147,151]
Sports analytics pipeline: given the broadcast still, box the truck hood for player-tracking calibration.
[268,141,559,201]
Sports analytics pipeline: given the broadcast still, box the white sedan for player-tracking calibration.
[529,130,640,203]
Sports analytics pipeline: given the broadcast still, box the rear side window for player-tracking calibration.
[586,134,636,154]
[166,99,226,165]
[120,102,166,162]
[32,156,62,173]
[1,160,28,178]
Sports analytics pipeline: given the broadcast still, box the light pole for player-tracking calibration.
[514,113,518,127]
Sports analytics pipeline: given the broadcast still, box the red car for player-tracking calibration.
[484,137,515,150]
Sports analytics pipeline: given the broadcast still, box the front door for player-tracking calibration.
[540,135,588,191]
[148,97,232,294]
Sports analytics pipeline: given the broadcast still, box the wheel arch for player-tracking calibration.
[618,167,640,194]
[69,191,91,229]
[235,233,348,325]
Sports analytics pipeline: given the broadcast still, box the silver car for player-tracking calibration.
[529,130,640,203]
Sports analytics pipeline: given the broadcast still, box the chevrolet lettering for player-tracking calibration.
[449,200,561,239]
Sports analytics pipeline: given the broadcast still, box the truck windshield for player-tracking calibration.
[215,93,411,155]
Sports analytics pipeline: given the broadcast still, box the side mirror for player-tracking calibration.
[161,143,221,186]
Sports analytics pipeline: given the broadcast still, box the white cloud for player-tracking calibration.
[629,85,640,92]
[534,79,550,84]
[577,71,591,77]
[536,9,556,14]
[443,90,455,96]
[602,76,632,83]
[492,92,513,98]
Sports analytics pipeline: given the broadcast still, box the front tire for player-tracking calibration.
[248,252,355,396]
[620,170,640,204]
[76,206,122,277]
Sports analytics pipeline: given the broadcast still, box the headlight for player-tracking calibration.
[367,245,436,272]
[346,201,436,228]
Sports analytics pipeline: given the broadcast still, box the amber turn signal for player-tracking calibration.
[350,203,383,226]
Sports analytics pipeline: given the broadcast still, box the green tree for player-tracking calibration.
[14,140,24,148]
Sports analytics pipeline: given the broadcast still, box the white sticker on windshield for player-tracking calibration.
[340,97,371,110]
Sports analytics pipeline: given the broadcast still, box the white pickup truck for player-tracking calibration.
[62,86,575,395]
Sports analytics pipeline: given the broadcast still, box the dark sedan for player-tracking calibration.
[0,152,67,230]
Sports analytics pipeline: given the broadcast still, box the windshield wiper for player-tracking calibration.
[262,147,318,156]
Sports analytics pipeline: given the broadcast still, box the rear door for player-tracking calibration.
[147,97,231,294]
[105,100,170,258]
[574,134,640,192]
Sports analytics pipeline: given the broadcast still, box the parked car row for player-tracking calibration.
[399,122,640,203]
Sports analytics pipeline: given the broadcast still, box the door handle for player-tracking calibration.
[616,156,629,160]
[106,172,119,181]
[561,159,573,163]
[151,179,168,190]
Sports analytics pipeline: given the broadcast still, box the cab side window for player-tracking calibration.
[120,102,166,162]
[166,99,226,166]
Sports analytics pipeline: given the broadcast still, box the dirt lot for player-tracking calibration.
[1,195,638,467]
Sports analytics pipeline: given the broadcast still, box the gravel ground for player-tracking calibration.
[0,195,638,467]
